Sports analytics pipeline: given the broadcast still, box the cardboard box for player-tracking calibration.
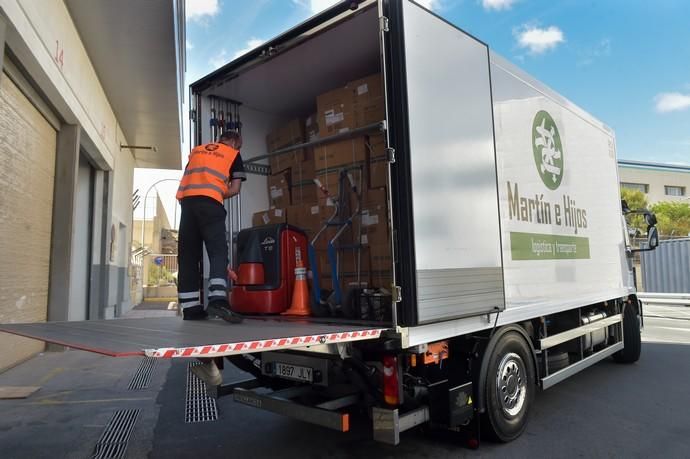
[266,118,304,152]
[369,158,388,190]
[367,134,388,189]
[314,137,367,172]
[348,74,385,128]
[359,187,389,246]
[287,203,333,234]
[315,73,384,138]
[268,171,291,208]
[370,270,393,290]
[252,208,287,227]
[319,273,371,292]
[349,73,384,104]
[305,113,319,142]
[316,86,355,138]
[314,168,364,207]
[291,182,318,204]
[267,118,306,173]
[369,243,392,273]
[316,248,370,277]
[270,149,305,175]
[312,227,339,251]
[291,154,315,186]
[361,186,388,210]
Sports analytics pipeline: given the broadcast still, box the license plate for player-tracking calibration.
[274,362,313,383]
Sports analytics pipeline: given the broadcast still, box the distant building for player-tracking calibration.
[618,160,690,204]
[132,194,175,254]
[131,194,178,302]
[0,1,184,370]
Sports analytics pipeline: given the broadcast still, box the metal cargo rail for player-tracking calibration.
[0,317,389,358]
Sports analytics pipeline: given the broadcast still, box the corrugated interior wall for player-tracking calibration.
[0,72,56,370]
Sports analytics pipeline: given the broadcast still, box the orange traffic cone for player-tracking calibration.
[282,246,311,316]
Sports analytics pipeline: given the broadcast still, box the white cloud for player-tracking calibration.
[186,40,194,50]
[654,92,690,113]
[416,0,438,9]
[577,38,611,67]
[209,49,228,70]
[186,0,219,22]
[482,0,516,11]
[514,25,564,54]
[207,39,266,69]
[309,0,338,13]
[233,38,265,58]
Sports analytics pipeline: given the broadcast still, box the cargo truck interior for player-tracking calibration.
[190,3,395,324]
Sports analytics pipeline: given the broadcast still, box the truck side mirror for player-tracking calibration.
[647,226,659,250]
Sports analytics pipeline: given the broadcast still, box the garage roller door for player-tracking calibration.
[0,72,57,370]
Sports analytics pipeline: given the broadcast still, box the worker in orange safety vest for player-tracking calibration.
[176,130,246,325]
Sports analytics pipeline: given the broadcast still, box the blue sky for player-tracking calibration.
[135,0,690,223]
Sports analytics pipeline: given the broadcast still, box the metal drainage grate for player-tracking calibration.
[128,357,157,390]
[92,409,139,459]
[185,361,219,423]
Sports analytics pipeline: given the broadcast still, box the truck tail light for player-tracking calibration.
[383,355,399,406]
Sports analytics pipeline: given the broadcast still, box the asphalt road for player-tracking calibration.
[1,304,689,458]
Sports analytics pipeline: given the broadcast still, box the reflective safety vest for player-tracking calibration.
[176,143,239,204]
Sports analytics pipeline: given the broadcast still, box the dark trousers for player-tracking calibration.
[178,196,229,312]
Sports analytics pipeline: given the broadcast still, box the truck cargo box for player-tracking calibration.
[1,0,633,358]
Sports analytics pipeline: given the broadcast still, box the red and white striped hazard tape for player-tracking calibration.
[145,328,387,358]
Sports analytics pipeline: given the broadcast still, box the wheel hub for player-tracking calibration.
[496,352,527,417]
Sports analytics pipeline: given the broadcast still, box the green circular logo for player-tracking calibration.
[532,110,564,190]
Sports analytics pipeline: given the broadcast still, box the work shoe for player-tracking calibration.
[191,359,222,386]
[183,306,208,321]
[207,301,244,324]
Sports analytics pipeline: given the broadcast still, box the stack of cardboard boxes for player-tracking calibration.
[252,73,393,292]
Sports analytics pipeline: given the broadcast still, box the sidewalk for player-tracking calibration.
[0,349,170,458]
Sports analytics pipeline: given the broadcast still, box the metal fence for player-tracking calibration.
[144,254,179,286]
[641,238,690,293]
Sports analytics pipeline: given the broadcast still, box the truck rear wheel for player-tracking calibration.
[613,302,641,364]
[483,331,536,442]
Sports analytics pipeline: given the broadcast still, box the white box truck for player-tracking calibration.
[0,0,659,446]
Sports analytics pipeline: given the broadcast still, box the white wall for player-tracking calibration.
[233,106,282,227]
[197,98,281,226]
[1,0,128,169]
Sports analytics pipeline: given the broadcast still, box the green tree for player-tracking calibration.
[148,264,174,285]
[650,201,690,237]
[620,188,649,235]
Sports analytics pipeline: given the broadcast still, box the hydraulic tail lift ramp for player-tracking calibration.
[0,317,390,359]
[0,317,393,436]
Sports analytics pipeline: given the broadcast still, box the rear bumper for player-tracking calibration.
[233,386,353,432]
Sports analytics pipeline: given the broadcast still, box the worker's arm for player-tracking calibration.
[224,178,242,199]
[224,154,246,199]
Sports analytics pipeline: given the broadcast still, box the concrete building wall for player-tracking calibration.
[619,165,690,204]
[109,129,136,316]
[0,0,175,369]
[1,0,123,169]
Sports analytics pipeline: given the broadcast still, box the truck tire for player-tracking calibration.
[483,331,536,442]
[613,302,641,364]
[546,351,570,373]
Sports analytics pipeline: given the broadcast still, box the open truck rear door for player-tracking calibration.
[0,317,389,358]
